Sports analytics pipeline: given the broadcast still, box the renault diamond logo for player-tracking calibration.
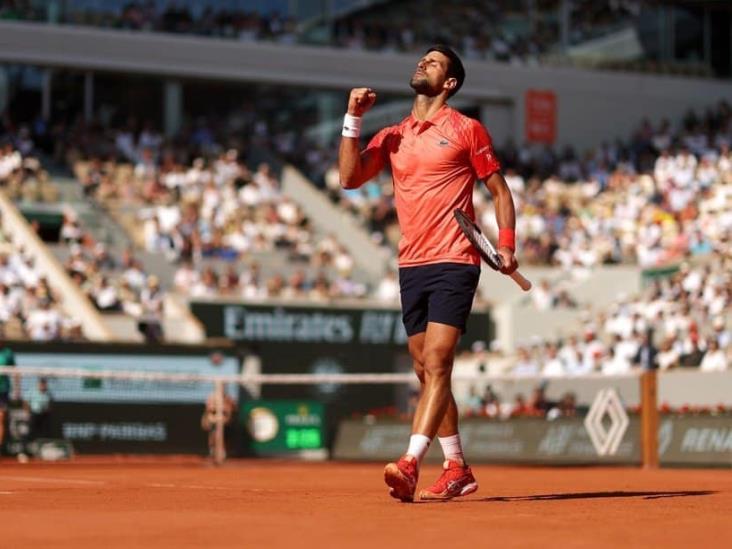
[584,388,629,456]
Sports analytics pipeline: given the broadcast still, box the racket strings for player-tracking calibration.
[455,210,502,270]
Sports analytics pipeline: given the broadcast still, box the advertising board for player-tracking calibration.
[334,416,732,467]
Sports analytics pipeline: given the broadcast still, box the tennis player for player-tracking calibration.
[339,45,518,502]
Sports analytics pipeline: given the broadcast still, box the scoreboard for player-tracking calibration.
[242,400,325,455]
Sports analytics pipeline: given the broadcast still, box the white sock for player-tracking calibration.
[406,434,431,463]
[438,434,465,463]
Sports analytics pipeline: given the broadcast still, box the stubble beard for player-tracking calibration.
[409,76,434,96]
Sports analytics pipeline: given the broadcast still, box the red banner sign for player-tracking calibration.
[525,90,557,144]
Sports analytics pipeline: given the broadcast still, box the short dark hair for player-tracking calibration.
[426,45,465,97]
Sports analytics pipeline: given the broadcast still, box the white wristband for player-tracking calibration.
[342,114,362,138]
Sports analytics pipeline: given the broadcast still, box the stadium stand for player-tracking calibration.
[57,210,165,342]
[4,82,730,344]
[0,135,82,340]
[451,249,731,381]
[1,123,196,342]
[0,210,82,341]
[0,138,57,203]
[4,0,299,41]
[0,2,729,347]
[2,0,723,77]
[66,124,369,301]
[328,0,639,60]
[450,248,730,420]
[58,90,730,361]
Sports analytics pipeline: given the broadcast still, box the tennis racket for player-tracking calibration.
[454,208,532,291]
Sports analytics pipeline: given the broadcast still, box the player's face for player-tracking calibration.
[409,52,455,97]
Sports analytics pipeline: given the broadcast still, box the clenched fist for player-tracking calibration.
[348,88,377,117]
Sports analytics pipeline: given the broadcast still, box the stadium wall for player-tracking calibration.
[333,415,732,466]
[1,22,731,148]
[2,341,238,455]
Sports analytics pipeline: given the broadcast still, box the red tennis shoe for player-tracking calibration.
[384,455,418,502]
[419,459,478,501]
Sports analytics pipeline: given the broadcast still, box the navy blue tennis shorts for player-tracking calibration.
[399,262,480,337]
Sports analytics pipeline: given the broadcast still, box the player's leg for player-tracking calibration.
[411,321,460,437]
[416,324,477,500]
[417,264,480,500]
[408,332,426,419]
[410,334,462,449]
[386,322,461,501]
[409,333,458,427]
[384,267,428,501]
[384,334,430,501]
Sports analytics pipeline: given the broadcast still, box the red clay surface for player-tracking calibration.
[1,458,730,549]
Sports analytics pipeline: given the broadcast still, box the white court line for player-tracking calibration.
[146,483,228,491]
[0,475,106,486]
[0,491,14,495]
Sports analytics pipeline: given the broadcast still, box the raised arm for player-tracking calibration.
[484,171,518,274]
[338,88,384,189]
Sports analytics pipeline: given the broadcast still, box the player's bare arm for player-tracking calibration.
[338,87,381,189]
[484,171,518,274]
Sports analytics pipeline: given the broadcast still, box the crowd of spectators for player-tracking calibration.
[566,0,641,45]
[1,129,83,342]
[3,118,167,341]
[59,211,164,342]
[3,122,166,341]
[459,382,578,420]
[332,0,552,64]
[1,0,645,68]
[65,98,729,308]
[7,103,374,303]
[491,102,732,273]
[452,253,730,417]
[0,0,298,43]
[459,255,731,378]
[0,140,23,184]
[110,2,297,42]
[0,213,82,341]
[0,132,57,203]
[332,0,640,63]
[69,120,369,301]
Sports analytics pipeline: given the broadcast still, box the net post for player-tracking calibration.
[640,370,659,469]
[213,380,225,466]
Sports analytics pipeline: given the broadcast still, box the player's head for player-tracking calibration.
[410,45,465,98]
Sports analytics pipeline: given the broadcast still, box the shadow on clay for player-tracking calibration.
[409,490,717,504]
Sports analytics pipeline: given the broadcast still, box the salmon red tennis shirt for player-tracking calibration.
[364,105,502,267]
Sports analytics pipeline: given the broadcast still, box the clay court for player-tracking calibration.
[1,459,730,548]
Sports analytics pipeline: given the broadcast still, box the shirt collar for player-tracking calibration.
[408,104,451,131]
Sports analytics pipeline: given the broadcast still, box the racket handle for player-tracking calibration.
[509,270,532,291]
